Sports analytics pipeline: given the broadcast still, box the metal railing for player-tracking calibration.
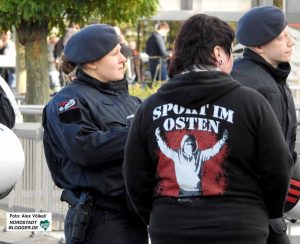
[18,105,44,115]
[15,83,300,117]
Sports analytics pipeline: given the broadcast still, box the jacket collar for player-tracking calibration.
[243,48,290,84]
[75,69,129,95]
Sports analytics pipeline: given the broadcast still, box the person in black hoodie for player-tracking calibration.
[230,6,296,244]
[123,14,293,244]
[42,24,147,244]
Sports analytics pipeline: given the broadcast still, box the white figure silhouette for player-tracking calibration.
[155,127,228,193]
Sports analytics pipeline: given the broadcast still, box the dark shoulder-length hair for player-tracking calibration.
[168,14,235,78]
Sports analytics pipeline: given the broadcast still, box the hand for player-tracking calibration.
[155,127,161,138]
[222,129,229,141]
[200,152,210,162]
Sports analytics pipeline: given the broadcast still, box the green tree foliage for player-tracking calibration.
[128,81,164,100]
[273,0,283,9]
[0,0,158,120]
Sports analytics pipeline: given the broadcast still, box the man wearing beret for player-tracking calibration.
[231,5,296,244]
[42,24,148,244]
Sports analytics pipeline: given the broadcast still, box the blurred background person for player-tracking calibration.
[0,30,16,89]
[54,22,80,67]
[128,40,144,84]
[146,22,171,82]
[53,23,79,88]
[113,26,132,59]
[47,28,61,92]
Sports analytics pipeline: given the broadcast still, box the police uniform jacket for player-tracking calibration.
[231,48,297,157]
[43,69,141,211]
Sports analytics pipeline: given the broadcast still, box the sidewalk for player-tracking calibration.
[0,231,64,244]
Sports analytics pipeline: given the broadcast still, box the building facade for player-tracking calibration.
[152,0,300,23]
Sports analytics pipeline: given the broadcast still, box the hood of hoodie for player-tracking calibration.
[157,70,241,109]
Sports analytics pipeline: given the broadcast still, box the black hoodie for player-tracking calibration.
[123,70,293,224]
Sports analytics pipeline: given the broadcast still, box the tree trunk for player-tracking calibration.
[17,22,50,122]
[15,33,26,95]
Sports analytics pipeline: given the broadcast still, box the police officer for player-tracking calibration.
[42,24,148,244]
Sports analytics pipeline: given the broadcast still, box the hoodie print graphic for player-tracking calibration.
[153,103,232,197]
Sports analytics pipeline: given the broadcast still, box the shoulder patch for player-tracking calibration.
[57,98,81,123]
[57,98,79,114]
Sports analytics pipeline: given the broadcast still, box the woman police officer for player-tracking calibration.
[42,24,148,244]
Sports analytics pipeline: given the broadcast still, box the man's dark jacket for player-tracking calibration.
[231,48,297,158]
[146,32,169,58]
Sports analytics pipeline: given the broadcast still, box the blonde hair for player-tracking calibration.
[157,22,169,31]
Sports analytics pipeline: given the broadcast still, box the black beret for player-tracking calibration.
[64,24,119,64]
[236,6,287,47]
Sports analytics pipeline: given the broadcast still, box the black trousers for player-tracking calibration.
[149,198,269,244]
[65,206,148,244]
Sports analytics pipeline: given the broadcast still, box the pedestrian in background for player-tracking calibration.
[146,22,171,82]
[123,13,293,244]
[53,22,80,63]
[0,31,16,88]
[128,40,144,84]
[47,30,61,91]
[42,24,148,244]
[231,6,296,244]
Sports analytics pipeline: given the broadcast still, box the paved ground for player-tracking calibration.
[290,236,300,244]
[0,232,64,244]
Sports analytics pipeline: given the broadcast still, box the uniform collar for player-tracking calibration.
[75,69,129,95]
[243,48,291,84]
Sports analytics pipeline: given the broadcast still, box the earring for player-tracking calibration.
[218,60,223,65]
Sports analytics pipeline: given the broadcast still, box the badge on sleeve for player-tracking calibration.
[57,98,81,123]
